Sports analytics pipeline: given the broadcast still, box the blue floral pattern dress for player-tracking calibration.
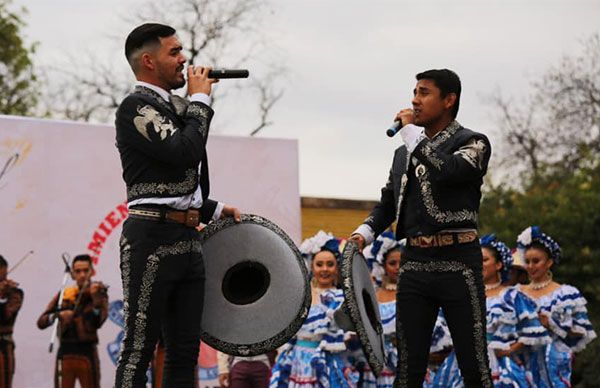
[524,284,596,387]
[423,309,453,387]
[270,288,352,388]
[360,300,398,387]
[432,287,551,387]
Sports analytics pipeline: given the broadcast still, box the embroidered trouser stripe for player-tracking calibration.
[115,219,205,388]
[394,260,492,388]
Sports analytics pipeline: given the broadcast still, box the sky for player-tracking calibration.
[18,0,600,200]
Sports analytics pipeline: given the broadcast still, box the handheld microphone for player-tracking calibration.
[207,69,249,79]
[386,121,402,137]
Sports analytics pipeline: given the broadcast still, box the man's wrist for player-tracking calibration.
[353,224,374,245]
[190,92,212,106]
[399,124,425,153]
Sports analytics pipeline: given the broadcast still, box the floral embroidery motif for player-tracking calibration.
[127,168,196,199]
[187,103,211,121]
[120,240,202,388]
[417,169,478,223]
[117,237,131,365]
[134,86,174,113]
[170,95,189,116]
[417,120,461,170]
[395,151,411,222]
[394,261,492,388]
[133,105,178,141]
[186,103,211,138]
[454,138,487,170]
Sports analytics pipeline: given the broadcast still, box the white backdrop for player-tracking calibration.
[0,115,300,387]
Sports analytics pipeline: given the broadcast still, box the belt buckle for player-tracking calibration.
[185,209,200,227]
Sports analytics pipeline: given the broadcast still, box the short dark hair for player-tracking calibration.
[416,69,461,118]
[125,23,176,72]
[0,255,7,268]
[72,254,93,267]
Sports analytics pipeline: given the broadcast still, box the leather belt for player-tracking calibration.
[128,207,201,227]
[408,231,477,248]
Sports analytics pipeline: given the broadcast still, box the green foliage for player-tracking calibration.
[0,0,37,115]
[481,160,600,386]
[481,163,600,300]
[483,33,600,384]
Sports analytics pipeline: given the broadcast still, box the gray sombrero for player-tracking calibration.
[335,240,386,376]
[199,214,310,356]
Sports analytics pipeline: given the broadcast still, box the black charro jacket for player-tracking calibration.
[363,120,492,239]
[115,85,218,223]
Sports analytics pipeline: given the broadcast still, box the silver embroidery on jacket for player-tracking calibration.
[417,168,478,223]
[170,95,189,116]
[186,104,211,138]
[395,151,411,222]
[394,261,492,388]
[454,138,487,170]
[417,120,461,170]
[187,104,211,120]
[134,86,174,113]
[121,240,202,388]
[127,168,196,199]
[133,105,178,141]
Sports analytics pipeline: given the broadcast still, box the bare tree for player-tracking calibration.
[486,91,548,184]
[38,58,131,122]
[42,0,286,133]
[487,33,600,186]
[249,66,285,136]
[534,33,600,170]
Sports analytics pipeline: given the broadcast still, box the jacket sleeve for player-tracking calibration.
[37,293,59,330]
[116,97,214,167]
[412,134,491,183]
[200,199,219,224]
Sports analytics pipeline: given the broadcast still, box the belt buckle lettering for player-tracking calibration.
[419,235,434,248]
[439,234,453,246]
[458,231,476,244]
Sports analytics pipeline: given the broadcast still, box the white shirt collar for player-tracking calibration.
[135,81,170,102]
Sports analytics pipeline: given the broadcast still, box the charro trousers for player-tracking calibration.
[0,341,14,388]
[55,344,100,388]
[393,243,493,388]
[115,218,205,388]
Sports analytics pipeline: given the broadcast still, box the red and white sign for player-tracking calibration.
[0,115,300,387]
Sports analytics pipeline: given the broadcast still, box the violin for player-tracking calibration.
[0,278,20,298]
[62,281,109,313]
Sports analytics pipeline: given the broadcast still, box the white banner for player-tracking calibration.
[0,115,300,387]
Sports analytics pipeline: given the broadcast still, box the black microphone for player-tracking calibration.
[386,121,402,137]
[207,69,249,79]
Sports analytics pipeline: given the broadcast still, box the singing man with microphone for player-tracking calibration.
[114,23,241,387]
[349,69,493,387]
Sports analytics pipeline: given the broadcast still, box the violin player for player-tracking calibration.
[37,254,109,388]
